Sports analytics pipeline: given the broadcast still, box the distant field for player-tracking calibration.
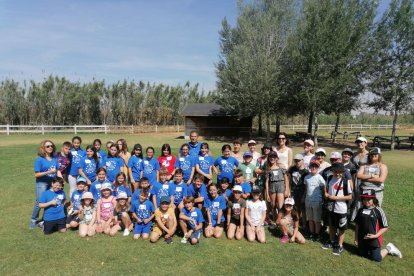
[0,133,413,275]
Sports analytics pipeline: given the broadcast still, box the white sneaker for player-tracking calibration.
[123,229,130,236]
[181,234,188,244]
[386,243,402,258]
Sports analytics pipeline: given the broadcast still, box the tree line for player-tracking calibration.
[0,76,214,126]
[216,0,414,149]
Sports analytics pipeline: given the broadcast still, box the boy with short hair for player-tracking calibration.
[234,169,252,200]
[230,139,243,163]
[130,191,155,240]
[38,177,67,234]
[238,151,257,185]
[56,141,71,182]
[151,168,175,208]
[150,196,177,244]
[186,174,208,210]
[179,196,204,244]
[172,169,187,210]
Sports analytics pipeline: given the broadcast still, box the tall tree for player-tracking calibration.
[366,0,414,150]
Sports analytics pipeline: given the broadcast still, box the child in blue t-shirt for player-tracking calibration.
[214,144,239,184]
[68,136,86,197]
[78,145,103,185]
[234,169,252,200]
[104,143,125,183]
[195,142,215,185]
[112,172,132,200]
[186,174,208,210]
[128,143,143,191]
[130,190,155,240]
[151,169,175,208]
[219,177,232,202]
[172,169,187,210]
[175,143,196,185]
[38,178,67,234]
[140,147,160,185]
[66,176,86,229]
[204,184,227,239]
[131,177,152,205]
[179,196,204,245]
[90,168,112,201]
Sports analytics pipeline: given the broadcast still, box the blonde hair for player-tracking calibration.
[37,140,56,157]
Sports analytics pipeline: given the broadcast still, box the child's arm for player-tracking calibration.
[217,209,223,225]
[244,207,252,226]
[206,208,212,226]
[259,209,266,226]
[96,199,102,223]
[195,222,203,231]
[170,195,175,208]
[156,170,159,183]
[187,167,195,185]
[356,165,369,180]
[39,198,57,208]
[78,167,91,185]
[369,164,388,184]
[290,220,299,242]
[265,177,270,202]
[128,167,135,188]
[284,172,290,197]
[144,212,155,224]
[239,207,245,230]
[364,226,388,240]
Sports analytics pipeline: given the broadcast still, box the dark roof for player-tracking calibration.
[183,103,234,117]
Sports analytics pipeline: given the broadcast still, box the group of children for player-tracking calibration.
[32,133,402,262]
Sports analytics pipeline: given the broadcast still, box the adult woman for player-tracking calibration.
[350,137,369,220]
[158,144,176,181]
[356,148,388,207]
[275,132,293,169]
[30,140,62,229]
[116,139,130,176]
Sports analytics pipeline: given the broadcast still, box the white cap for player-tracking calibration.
[101,182,113,192]
[355,137,367,143]
[304,139,314,146]
[284,197,295,205]
[233,185,243,192]
[315,148,326,155]
[248,140,256,145]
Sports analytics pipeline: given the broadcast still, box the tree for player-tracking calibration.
[366,0,414,150]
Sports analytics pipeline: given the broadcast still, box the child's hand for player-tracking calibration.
[48,168,56,174]
[290,237,295,243]
[354,240,358,247]
[50,199,57,206]
[364,233,377,239]
[136,218,142,224]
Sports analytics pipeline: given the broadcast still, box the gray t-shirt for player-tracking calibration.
[227,198,246,221]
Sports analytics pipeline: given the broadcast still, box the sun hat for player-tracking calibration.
[116,192,128,200]
[81,192,94,201]
[330,152,342,159]
[294,153,304,161]
[248,140,257,145]
[315,148,326,156]
[101,182,113,192]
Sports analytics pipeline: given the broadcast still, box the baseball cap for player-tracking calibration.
[160,196,171,204]
[330,163,345,172]
[251,187,261,194]
[342,148,353,155]
[355,137,367,143]
[77,176,87,184]
[360,189,376,199]
[116,192,128,200]
[81,192,94,201]
[330,152,342,159]
[248,140,257,145]
[284,197,295,206]
[233,185,243,193]
[369,147,381,155]
[309,159,320,167]
[243,151,253,158]
[304,139,314,146]
[262,143,272,149]
[294,153,304,161]
[101,182,113,192]
[315,148,326,156]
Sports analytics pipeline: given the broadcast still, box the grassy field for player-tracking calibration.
[0,133,413,275]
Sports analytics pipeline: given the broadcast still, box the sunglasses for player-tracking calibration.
[45,145,53,148]
[161,202,169,205]
[278,137,286,140]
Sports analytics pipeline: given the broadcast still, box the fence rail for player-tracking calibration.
[279,124,398,130]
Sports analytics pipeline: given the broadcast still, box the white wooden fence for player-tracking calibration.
[278,124,397,130]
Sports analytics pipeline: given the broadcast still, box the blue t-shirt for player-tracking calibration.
[113,185,132,198]
[39,189,66,221]
[140,157,160,185]
[70,190,85,211]
[172,181,188,205]
[204,195,227,225]
[131,187,152,205]
[187,142,203,157]
[98,149,107,160]
[214,156,239,183]
[128,155,143,182]
[79,156,103,182]
[196,155,215,175]
[186,183,208,199]
[90,180,113,200]
[104,156,124,182]
[240,182,252,195]
[220,188,232,198]
[174,155,196,181]
[151,182,175,207]
[181,207,204,229]
[34,156,59,183]
[68,148,86,176]
[130,199,155,220]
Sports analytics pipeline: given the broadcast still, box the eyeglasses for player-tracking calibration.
[45,145,53,148]
[135,148,142,151]
[278,137,286,140]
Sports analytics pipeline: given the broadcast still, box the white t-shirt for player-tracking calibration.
[302,153,315,170]
[249,151,261,166]
[246,199,267,226]
[327,177,352,214]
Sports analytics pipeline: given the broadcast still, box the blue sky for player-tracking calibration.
[0,0,390,92]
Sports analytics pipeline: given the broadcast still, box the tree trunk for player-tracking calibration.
[314,115,318,148]
[275,114,281,138]
[390,109,398,150]
[307,110,314,134]
[266,113,271,142]
[334,112,340,133]
[258,112,263,137]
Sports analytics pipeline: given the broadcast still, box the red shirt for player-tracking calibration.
[158,155,176,175]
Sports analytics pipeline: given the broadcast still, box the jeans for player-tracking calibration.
[68,175,78,198]
[31,181,51,221]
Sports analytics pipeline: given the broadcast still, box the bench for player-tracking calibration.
[295,131,312,141]
[372,136,414,149]
[331,131,362,142]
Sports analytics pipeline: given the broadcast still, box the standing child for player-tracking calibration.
[140,146,160,185]
[172,169,188,210]
[130,191,155,240]
[56,141,71,182]
[112,172,132,201]
[276,198,305,244]
[66,176,86,229]
[195,142,215,185]
[186,174,208,210]
[214,144,239,184]
[238,151,257,186]
[354,189,402,261]
[175,143,196,185]
[204,184,227,239]
[245,188,267,243]
[110,192,132,237]
[179,196,204,245]
[150,196,177,243]
[95,183,116,235]
[128,144,143,191]
[93,138,107,163]
[218,177,232,202]
[302,139,315,170]
[234,169,252,200]
[38,177,67,234]
[104,143,125,183]
[322,163,352,255]
[90,168,112,201]
[68,136,86,197]
[158,143,176,181]
[78,192,97,237]
[78,145,102,186]
[288,154,308,228]
[226,185,246,240]
[151,168,175,208]
[303,160,325,240]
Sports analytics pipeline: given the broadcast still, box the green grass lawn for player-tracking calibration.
[0,133,413,275]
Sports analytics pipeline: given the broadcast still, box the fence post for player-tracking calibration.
[177,124,179,132]
[41,125,45,135]
[74,125,77,135]
[155,125,158,133]
[131,125,134,134]
[6,124,10,135]
[104,125,107,135]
